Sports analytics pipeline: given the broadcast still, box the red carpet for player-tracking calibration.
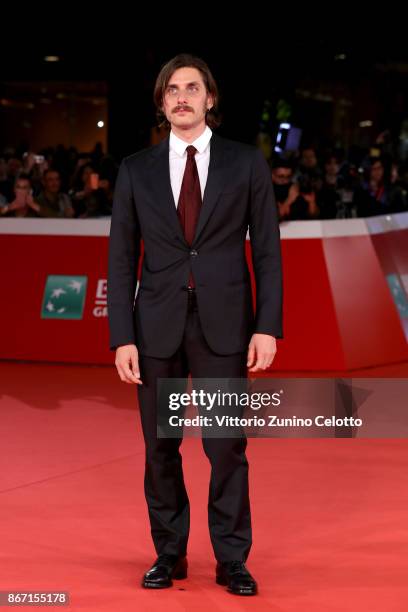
[1,361,407,611]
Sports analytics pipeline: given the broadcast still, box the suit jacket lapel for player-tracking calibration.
[193,132,227,246]
[149,135,189,247]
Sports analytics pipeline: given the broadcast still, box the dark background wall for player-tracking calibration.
[2,18,408,162]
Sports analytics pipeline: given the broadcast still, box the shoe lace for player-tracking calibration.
[157,553,178,566]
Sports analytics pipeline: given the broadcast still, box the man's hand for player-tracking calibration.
[302,191,319,217]
[247,333,277,372]
[9,198,26,211]
[278,200,291,219]
[115,344,143,384]
[26,193,41,213]
[287,183,300,204]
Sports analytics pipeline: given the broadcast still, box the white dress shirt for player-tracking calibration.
[169,125,212,206]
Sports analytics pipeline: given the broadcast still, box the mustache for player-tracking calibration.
[173,105,194,113]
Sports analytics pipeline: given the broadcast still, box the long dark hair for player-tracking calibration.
[153,53,221,129]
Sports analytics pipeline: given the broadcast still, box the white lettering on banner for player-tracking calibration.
[93,306,108,317]
[96,279,107,300]
[93,279,107,318]
[92,279,139,318]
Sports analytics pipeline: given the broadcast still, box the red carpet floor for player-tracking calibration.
[1,361,407,611]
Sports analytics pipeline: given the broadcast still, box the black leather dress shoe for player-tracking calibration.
[142,554,187,589]
[216,560,258,595]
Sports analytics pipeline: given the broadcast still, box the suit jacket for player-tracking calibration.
[107,131,283,357]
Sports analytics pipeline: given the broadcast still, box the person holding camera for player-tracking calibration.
[0,175,41,217]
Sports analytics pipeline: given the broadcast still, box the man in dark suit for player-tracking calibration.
[107,54,283,596]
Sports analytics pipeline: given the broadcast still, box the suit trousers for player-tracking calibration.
[137,290,252,564]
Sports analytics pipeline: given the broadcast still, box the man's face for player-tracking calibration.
[14,178,31,199]
[272,167,292,185]
[162,67,213,131]
[44,171,61,194]
[370,161,384,182]
[301,149,317,168]
[325,158,339,175]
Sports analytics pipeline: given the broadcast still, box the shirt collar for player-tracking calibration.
[169,125,212,157]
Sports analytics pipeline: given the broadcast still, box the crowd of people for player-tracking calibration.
[271,147,408,221]
[0,143,116,218]
[1,141,408,221]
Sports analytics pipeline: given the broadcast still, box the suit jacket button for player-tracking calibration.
[190,249,198,256]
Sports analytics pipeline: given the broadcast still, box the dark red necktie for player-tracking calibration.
[177,145,202,288]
